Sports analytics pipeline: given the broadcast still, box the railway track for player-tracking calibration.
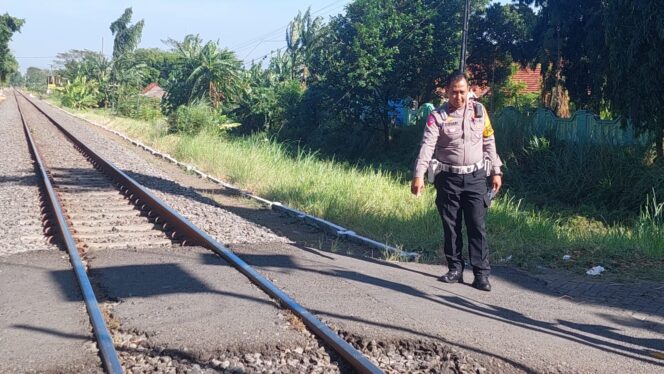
[15,89,382,374]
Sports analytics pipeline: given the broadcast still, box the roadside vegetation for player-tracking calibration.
[15,0,663,280]
[63,107,664,280]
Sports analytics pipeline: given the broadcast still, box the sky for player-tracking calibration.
[3,0,352,72]
[3,0,513,73]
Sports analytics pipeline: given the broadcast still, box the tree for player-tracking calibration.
[604,0,664,158]
[186,40,243,109]
[467,2,537,111]
[110,8,144,60]
[60,76,100,109]
[132,48,178,86]
[55,50,110,83]
[54,49,111,106]
[9,70,23,86]
[107,8,150,109]
[296,0,486,146]
[306,0,402,144]
[24,67,48,93]
[267,50,294,81]
[522,0,606,116]
[285,8,324,82]
[0,13,24,83]
[162,35,243,112]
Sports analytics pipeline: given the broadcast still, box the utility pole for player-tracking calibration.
[459,0,471,73]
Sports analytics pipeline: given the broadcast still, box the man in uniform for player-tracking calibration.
[411,72,503,291]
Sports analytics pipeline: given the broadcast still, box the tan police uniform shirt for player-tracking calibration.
[413,101,503,178]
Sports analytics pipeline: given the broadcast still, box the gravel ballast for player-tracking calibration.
[0,94,53,256]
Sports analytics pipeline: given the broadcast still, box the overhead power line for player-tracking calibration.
[232,0,346,52]
[233,0,348,62]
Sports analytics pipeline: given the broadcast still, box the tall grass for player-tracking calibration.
[70,108,664,279]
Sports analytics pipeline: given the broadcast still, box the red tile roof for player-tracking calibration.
[511,65,542,93]
[142,82,160,94]
[438,65,542,100]
[141,83,165,99]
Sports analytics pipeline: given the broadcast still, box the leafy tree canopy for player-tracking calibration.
[467,2,537,89]
[25,66,48,93]
[132,48,178,85]
[289,0,493,146]
[0,13,24,83]
[9,70,23,86]
[54,49,110,83]
[110,8,145,60]
[285,7,324,82]
[162,35,243,112]
[604,0,664,156]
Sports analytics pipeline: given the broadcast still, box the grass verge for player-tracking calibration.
[62,106,664,281]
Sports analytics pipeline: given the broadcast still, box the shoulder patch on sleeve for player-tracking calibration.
[427,114,436,126]
[429,111,444,126]
[482,107,494,137]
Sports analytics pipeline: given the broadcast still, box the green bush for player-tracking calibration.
[483,79,540,113]
[115,94,162,121]
[501,135,664,223]
[59,76,100,109]
[233,78,304,134]
[169,101,227,135]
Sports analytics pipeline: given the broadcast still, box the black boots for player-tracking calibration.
[438,269,464,283]
[472,275,492,292]
[439,270,492,292]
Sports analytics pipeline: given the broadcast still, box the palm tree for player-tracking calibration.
[268,50,294,80]
[165,34,204,61]
[285,8,323,83]
[109,8,144,60]
[166,35,243,109]
[186,40,243,108]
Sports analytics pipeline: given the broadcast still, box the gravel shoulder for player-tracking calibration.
[0,93,52,255]
[0,94,101,373]
[31,97,664,373]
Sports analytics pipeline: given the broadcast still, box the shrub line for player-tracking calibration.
[45,101,420,261]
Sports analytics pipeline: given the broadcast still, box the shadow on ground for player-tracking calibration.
[46,166,664,369]
[214,251,664,368]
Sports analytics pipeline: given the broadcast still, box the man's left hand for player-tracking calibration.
[491,175,502,194]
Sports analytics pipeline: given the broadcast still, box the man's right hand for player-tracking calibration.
[411,177,424,197]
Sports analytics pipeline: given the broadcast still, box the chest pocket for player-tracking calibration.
[470,117,484,144]
[438,120,463,147]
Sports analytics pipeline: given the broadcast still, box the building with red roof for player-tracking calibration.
[141,83,165,99]
[511,65,542,93]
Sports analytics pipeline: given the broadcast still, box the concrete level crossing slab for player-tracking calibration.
[88,244,307,358]
[0,251,101,373]
[229,241,664,373]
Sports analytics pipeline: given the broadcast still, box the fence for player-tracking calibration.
[492,107,652,148]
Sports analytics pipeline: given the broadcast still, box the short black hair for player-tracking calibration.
[446,71,468,87]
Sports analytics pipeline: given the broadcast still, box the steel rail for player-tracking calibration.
[14,92,124,374]
[17,91,383,374]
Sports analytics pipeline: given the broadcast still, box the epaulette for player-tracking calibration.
[431,110,445,124]
[473,102,483,118]
[436,105,448,121]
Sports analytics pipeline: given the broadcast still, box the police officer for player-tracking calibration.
[411,72,503,291]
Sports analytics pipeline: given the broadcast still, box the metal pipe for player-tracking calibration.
[18,91,382,374]
[460,0,471,73]
[15,92,123,374]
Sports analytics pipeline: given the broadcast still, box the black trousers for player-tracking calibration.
[434,170,490,276]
